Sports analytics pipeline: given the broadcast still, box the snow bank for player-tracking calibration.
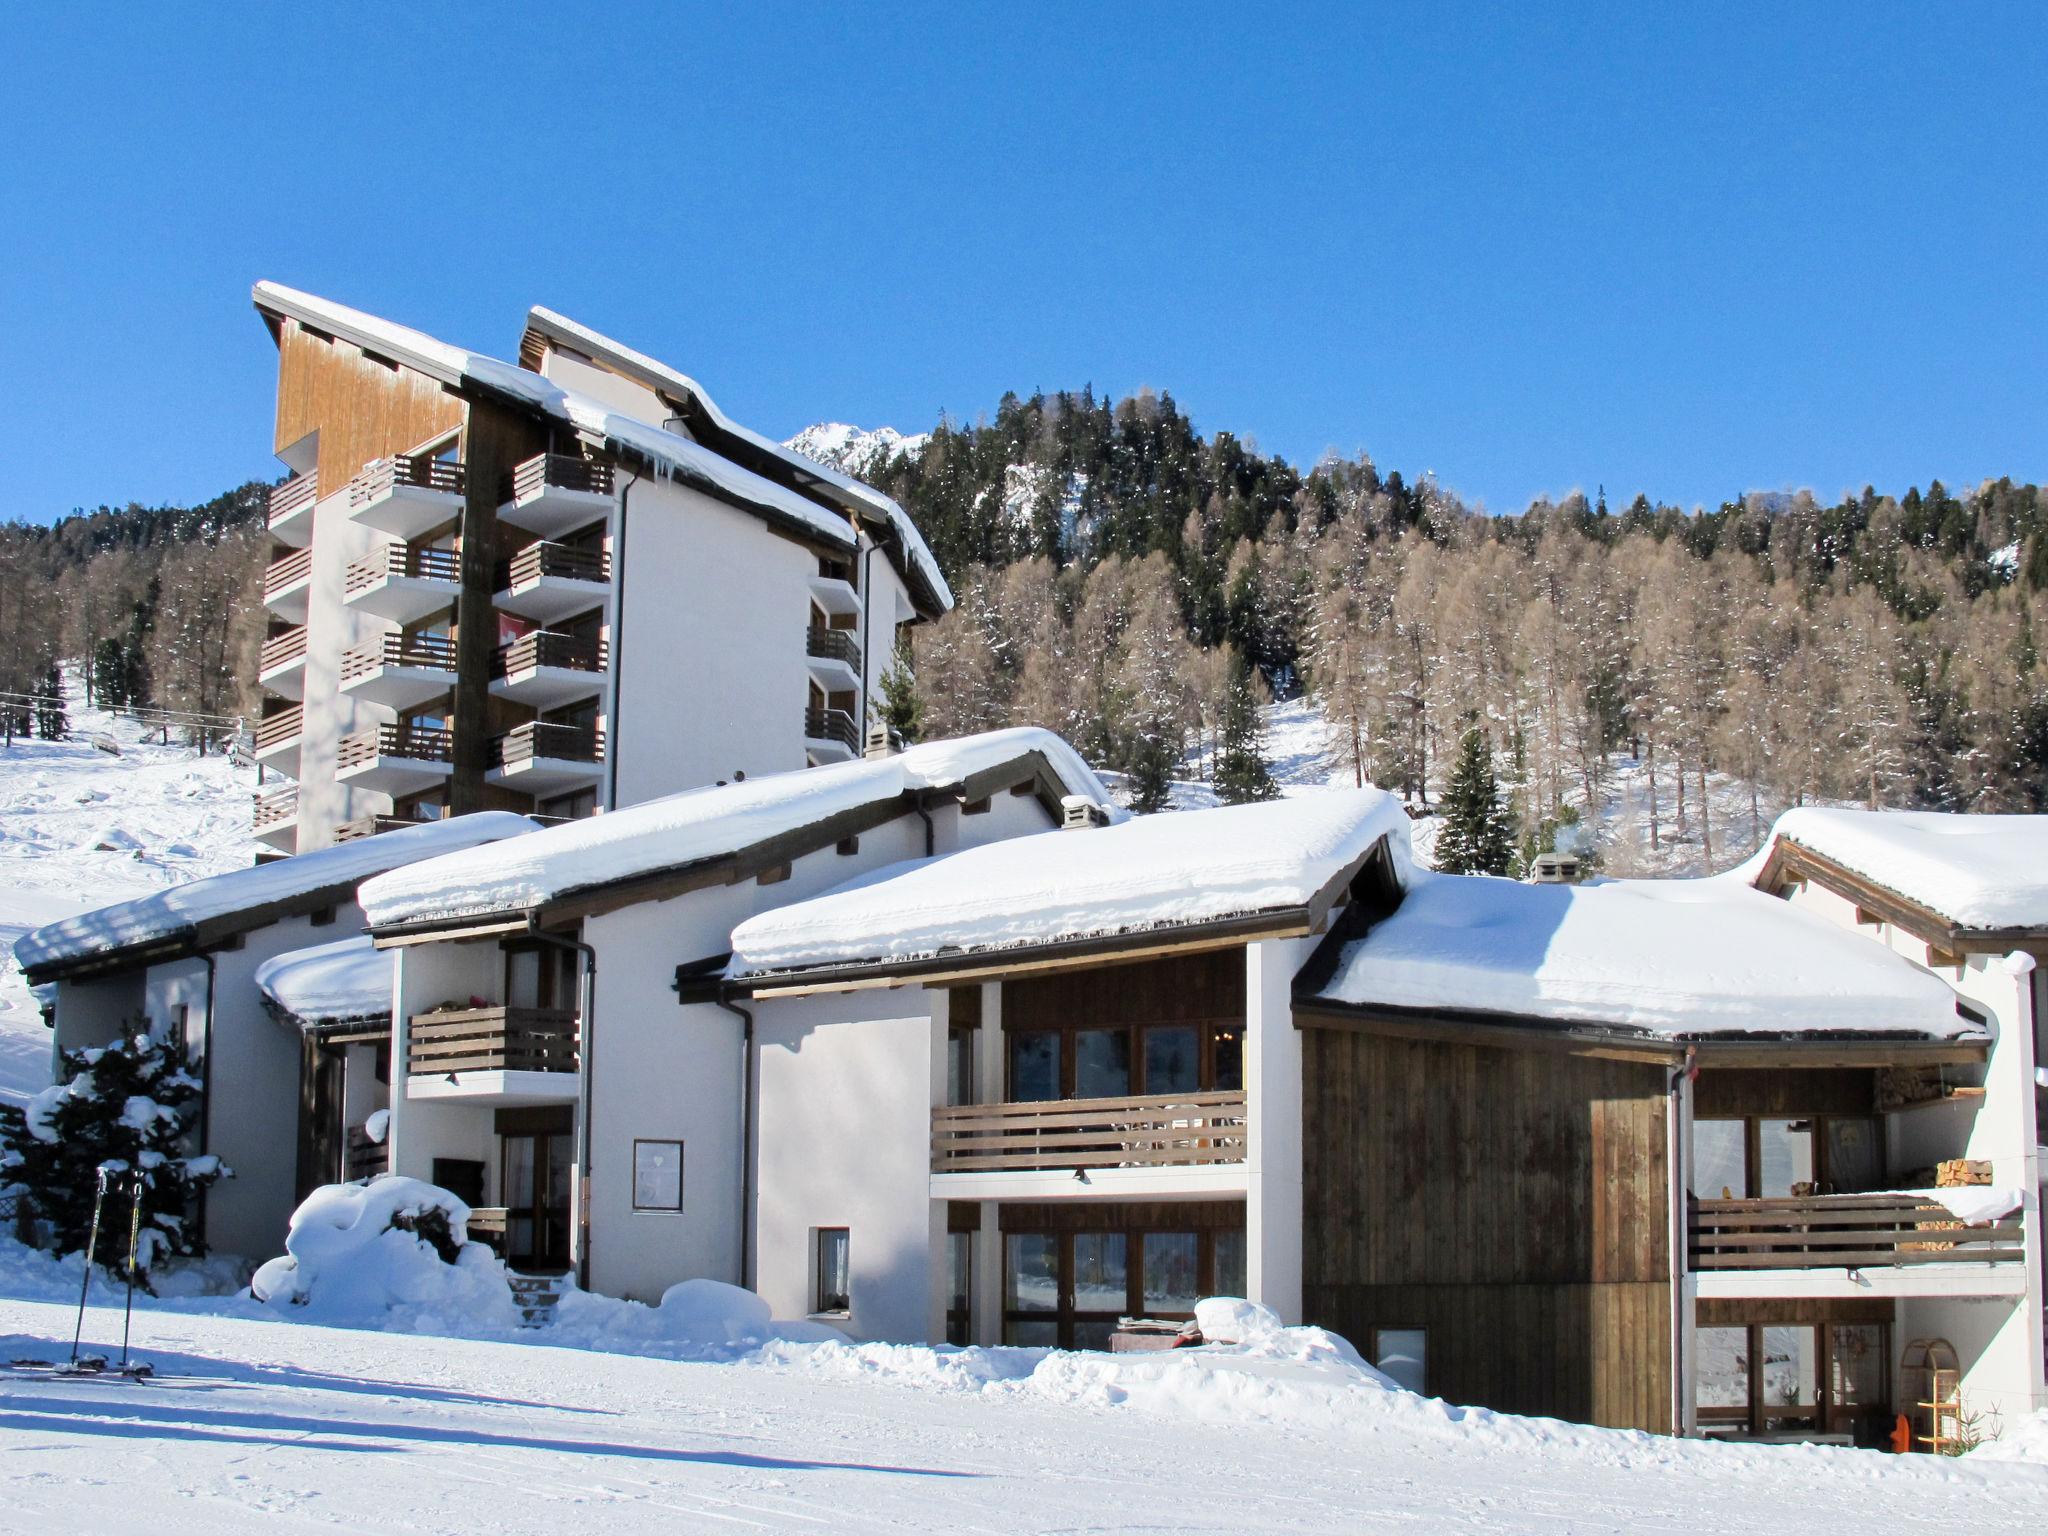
[359,728,1112,928]
[1770,808,2048,931]
[1972,1410,2048,1464]
[548,1277,847,1356]
[14,812,535,978]
[730,789,1414,976]
[255,935,391,1028]
[250,1179,519,1330]
[1308,868,1974,1038]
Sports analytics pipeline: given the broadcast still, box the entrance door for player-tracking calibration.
[294,1036,346,1202]
[502,1131,573,1272]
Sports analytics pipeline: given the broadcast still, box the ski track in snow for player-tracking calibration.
[0,675,252,1106]
[0,1293,2041,1535]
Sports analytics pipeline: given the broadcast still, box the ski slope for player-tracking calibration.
[0,681,253,1106]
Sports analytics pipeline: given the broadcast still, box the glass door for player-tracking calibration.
[502,1131,573,1272]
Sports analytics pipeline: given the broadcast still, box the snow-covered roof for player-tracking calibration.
[15,813,536,981]
[358,729,1113,932]
[255,936,392,1030]
[523,307,952,615]
[1303,869,1976,1041]
[252,284,948,615]
[1766,807,2048,934]
[728,790,1413,981]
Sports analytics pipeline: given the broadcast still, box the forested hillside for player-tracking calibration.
[850,389,2048,868]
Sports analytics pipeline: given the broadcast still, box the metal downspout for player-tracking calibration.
[528,924,599,1290]
[858,533,879,744]
[715,992,757,1289]
[197,951,217,1246]
[1669,1043,1695,1435]
[603,471,639,814]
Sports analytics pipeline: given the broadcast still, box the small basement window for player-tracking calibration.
[1373,1327,1426,1395]
[815,1228,850,1314]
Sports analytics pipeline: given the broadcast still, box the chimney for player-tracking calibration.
[864,720,901,758]
[1061,795,1109,830]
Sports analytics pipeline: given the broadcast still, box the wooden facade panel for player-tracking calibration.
[1693,1067,1877,1118]
[1003,950,1243,1032]
[273,322,467,493]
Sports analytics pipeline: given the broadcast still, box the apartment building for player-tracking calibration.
[249,283,949,855]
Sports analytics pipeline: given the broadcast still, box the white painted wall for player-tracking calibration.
[1249,936,1313,1325]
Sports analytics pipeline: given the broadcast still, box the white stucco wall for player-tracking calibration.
[1249,936,1313,1325]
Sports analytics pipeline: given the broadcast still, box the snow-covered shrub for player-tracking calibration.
[1,1029,227,1286]
[250,1178,518,1329]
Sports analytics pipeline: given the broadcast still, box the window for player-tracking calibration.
[1696,1320,1890,1445]
[631,1139,683,1212]
[1007,1018,1242,1100]
[1001,1215,1245,1348]
[946,1023,975,1107]
[1373,1328,1427,1395]
[945,1230,972,1347]
[814,1228,850,1314]
[1693,1114,1882,1198]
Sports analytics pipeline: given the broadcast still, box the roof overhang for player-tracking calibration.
[1756,837,2048,955]
[24,877,367,987]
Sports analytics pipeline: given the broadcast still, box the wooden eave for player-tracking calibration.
[24,877,368,987]
[1757,838,2048,954]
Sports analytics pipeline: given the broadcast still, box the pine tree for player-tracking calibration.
[1434,727,1518,875]
[1213,652,1279,804]
[876,630,922,744]
[2,1030,227,1286]
[34,662,67,740]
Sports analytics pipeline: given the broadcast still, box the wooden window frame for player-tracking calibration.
[1696,1114,1883,1199]
[1698,1321,1890,1443]
[1003,1015,1243,1102]
[1000,1223,1243,1349]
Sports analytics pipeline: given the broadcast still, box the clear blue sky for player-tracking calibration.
[3,5,2042,522]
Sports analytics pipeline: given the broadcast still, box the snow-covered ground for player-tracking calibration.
[0,679,252,1106]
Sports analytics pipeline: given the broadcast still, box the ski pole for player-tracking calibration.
[71,1167,109,1365]
[120,1172,141,1371]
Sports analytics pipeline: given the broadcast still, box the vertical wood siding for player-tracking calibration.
[273,322,466,492]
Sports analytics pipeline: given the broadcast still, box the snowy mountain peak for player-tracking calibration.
[783,422,928,475]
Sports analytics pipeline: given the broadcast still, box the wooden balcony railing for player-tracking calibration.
[340,633,459,684]
[1690,1195,2025,1271]
[494,721,603,768]
[351,454,466,506]
[263,547,313,598]
[467,1206,509,1254]
[346,1125,390,1181]
[500,540,610,590]
[259,626,308,673]
[506,453,613,504]
[334,813,429,842]
[268,472,318,527]
[252,784,298,831]
[803,706,859,752]
[931,1090,1249,1174]
[254,706,303,751]
[408,1006,579,1076]
[494,631,607,677]
[337,723,456,772]
[345,544,462,596]
[805,627,862,676]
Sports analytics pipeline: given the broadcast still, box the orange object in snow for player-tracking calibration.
[1889,1414,1913,1454]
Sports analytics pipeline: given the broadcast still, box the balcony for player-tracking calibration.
[487,721,604,795]
[349,454,467,539]
[494,541,610,624]
[267,472,319,546]
[251,783,298,848]
[809,561,860,618]
[258,626,309,700]
[803,705,860,760]
[497,454,614,539]
[489,631,607,709]
[339,634,458,712]
[334,813,432,843]
[346,1124,390,1181]
[263,547,314,623]
[931,1091,1249,1192]
[253,705,304,776]
[805,627,863,690]
[336,722,455,796]
[345,545,461,624]
[405,1006,579,1104]
[1690,1195,2025,1296]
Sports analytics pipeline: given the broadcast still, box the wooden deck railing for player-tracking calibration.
[506,453,613,505]
[254,706,303,751]
[259,626,308,673]
[466,1206,509,1253]
[345,544,462,596]
[338,724,456,772]
[264,547,313,598]
[803,706,860,752]
[268,472,318,527]
[351,454,466,506]
[346,1125,390,1181]
[334,813,429,842]
[931,1090,1249,1174]
[805,627,862,675]
[494,631,607,678]
[500,541,610,590]
[1690,1195,2025,1270]
[252,784,298,831]
[408,1007,579,1076]
[494,721,603,768]
[340,633,459,684]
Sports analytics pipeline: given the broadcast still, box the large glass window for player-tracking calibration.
[1823,1119,1883,1194]
[1144,1027,1201,1095]
[1009,1032,1061,1102]
[1693,1114,1881,1198]
[1692,1119,1747,1200]
[1005,1019,1243,1099]
[1695,1320,1890,1445]
[945,1232,972,1347]
[1001,1219,1245,1348]
[1758,1325,1820,1432]
[1005,1234,1058,1316]
[1757,1120,1818,1198]
[1213,1229,1247,1298]
[1074,1029,1131,1098]
[1142,1233,1200,1314]
[1695,1327,1752,1435]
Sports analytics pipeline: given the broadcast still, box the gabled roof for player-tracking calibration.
[726,790,1413,990]
[1758,808,2048,944]
[15,813,537,984]
[255,935,391,1033]
[521,307,951,617]
[1299,867,1981,1049]
[357,729,1113,938]
[251,283,950,617]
